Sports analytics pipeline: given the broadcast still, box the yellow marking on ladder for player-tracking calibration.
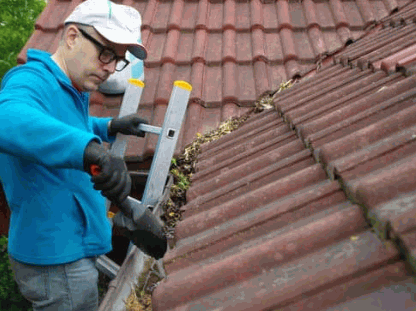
[174,80,192,92]
[128,79,145,88]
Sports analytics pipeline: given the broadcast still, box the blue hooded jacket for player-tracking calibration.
[0,49,115,265]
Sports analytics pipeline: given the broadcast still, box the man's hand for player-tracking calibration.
[83,141,131,203]
[108,114,148,137]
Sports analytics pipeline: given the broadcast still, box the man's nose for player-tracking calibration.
[102,60,117,73]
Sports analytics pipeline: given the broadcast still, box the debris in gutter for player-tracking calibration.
[161,115,250,238]
[125,257,163,311]
[123,116,251,310]
[254,80,294,113]
[124,79,294,311]
[125,287,152,311]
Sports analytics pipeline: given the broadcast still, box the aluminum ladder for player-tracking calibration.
[96,79,192,279]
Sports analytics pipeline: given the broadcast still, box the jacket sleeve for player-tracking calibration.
[0,69,100,171]
[89,116,116,144]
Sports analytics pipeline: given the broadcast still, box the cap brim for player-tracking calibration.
[128,45,147,60]
[94,26,147,60]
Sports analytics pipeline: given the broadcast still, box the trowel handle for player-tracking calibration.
[90,164,167,259]
[89,164,135,218]
[90,164,101,176]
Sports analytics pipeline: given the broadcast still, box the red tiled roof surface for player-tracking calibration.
[8,0,416,307]
[151,2,416,310]
[17,0,410,161]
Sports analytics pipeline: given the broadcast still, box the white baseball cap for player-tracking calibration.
[65,0,147,60]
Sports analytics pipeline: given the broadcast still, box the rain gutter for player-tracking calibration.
[98,173,173,311]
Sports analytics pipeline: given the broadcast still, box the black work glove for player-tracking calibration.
[112,205,167,259]
[108,114,148,137]
[83,141,131,204]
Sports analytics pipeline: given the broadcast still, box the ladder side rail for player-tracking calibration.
[141,82,191,207]
[97,79,145,277]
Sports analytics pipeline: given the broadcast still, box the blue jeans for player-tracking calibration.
[9,256,99,311]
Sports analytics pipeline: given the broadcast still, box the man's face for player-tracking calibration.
[66,26,129,92]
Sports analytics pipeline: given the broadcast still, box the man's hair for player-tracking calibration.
[61,22,94,40]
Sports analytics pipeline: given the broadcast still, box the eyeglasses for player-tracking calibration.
[78,28,130,72]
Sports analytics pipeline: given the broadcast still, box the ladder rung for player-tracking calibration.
[138,124,162,135]
[96,255,120,279]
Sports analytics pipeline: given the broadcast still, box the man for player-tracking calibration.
[0,0,148,310]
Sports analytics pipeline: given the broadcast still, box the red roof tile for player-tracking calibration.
[179,164,328,239]
[327,124,416,180]
[155,231,402,311]
[13,0,416,309]
[17,0,409,160]
[368,190,416,240]
[151,3,416,310]
[169,181,348,270]
[284,262,416,311]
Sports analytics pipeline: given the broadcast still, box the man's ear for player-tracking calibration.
[63,25,79,50]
